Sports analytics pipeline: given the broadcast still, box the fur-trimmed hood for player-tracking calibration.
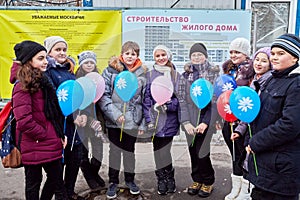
[108,55,147,73]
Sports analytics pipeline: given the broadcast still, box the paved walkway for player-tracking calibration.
[0,132,233,200]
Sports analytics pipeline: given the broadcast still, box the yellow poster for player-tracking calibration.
[0,10,122,99]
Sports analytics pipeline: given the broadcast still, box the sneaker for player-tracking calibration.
[198,184,213,198]
[125,181,140,195]
[188,182,202,195]
[106,183,118,199]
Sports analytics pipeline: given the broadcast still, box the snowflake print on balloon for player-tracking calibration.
[116,77,127,90]
[237,97,254,112]
[57,88,68,102]
[224,104,233,114]
[222,82,235,92]
[192,85,202,97]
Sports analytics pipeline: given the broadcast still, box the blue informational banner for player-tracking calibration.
[122,9,252,71]
[83,0,93,7]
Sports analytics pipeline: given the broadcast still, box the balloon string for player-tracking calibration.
[248,124,259,176]
[120,103,126,142]
[71,110,80,151]
[62,116,67,164]
[191,109,201,147]
[231,122,235,162]
[152,110,160,142]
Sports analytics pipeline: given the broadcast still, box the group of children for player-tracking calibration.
[10,33,300,200]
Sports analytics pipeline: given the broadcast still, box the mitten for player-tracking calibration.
[90,119,102,132]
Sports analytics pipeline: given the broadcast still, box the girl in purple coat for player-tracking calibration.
[12,40,66,200]
[143,45,191,195]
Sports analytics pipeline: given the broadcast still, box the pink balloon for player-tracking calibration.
[151,76,174,105]
[85,72,105,103]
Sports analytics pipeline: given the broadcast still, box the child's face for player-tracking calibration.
[253,52,270,75]
[29,51,48,72]
[48,42,67,64]
[81,61,96,73]
[270,47,298,71]
[191,52,206,64]
[121,49,138,68]
[230,50,247,65]
[154,49,168,66]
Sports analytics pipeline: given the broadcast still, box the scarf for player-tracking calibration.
[154,64,171,80]
[40,74,65,139]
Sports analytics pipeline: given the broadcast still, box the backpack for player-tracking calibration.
[0,90,22,168]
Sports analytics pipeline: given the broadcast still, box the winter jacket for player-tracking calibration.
[143,67,190,137]
[99,57,147,131]
[222,58,254,137]
[234,70,272,137]
[182,62,214,127]
[45,56,81,145]
[246,64,300,196]
[12,82,62,165]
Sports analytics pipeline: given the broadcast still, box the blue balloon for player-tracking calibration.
[114,71,138,102]
[214,74,237,97]
[76,77,96,110]
[56,80,84,116]
[229,86,261,123]
[190,78,214,109]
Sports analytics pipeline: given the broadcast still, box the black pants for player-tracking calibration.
[186,133,215,185]
[251,187,299,200]
[63,143,83,197]
[24,159,63,200]
[153,136,174,170]
[108,128,137,184]
[222,122,244,176]
[80,136,103,186]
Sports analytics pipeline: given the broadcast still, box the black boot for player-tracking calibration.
[81,159,100,190]
[165,168,176,193]
[155,169,167,195]
[90,158,105,187]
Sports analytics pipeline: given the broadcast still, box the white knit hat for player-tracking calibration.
[229,37,250,56]
[153,45,172,61]
[44,36,68,53]
[78,51,97,66]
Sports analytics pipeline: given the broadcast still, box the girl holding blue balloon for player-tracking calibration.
[182,43,217,198]
[74,51,106,191]
[44,36,84,200]
[221,37,254,200]
[99,41,147,199]
[143,45,190,195]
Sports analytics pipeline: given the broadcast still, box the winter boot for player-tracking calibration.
[165,168,176,193]
[91,158,105,187]
[155,169,168,195]
[235,178,253,200]
[224,174,242,200]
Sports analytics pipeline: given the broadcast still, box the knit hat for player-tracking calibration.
[44,36,67,53]
[189,43,208,58]
[14,40,47,65]
[78,51,97,66]
[153,45,172,61]
[229,37,250,56]
[271,33,300,59]
[253,47,272,68]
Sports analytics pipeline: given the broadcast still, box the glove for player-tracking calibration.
[90,119,102,132]
[183,122,195,135]
[154,103,167,113]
